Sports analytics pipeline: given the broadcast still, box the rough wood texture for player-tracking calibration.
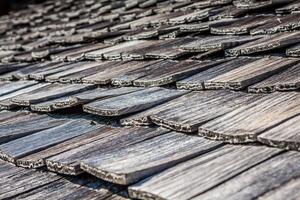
[0,83,51,110]
[199,92,300,143]
[286,43,300,57]
[180,35,260,52]
[248,63,300,93]
[211,15,273,35]
[81,132,222,185]
[0,119,103,164]
[129,145,281,200]
[0,113,68,145]
[11,83,95,106]
[83,87,187,116]
[258,178,300,200]
[151,90,261,132]
[226,32,300,56]
[113,60,224,87]
[250,13,300,35]
[203,57,299,90]
[194,151,299,200]
[30,87,141,112]
[258,115,300,151]
[177,57,257,90]
[45,127,168,175]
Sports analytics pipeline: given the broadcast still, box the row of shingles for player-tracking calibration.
[177,56,300,92]
[128,146,300,200]
[118,89,300,150]
[0,159,128,200]
[0,0,152,63]
[0,60,204,113]
[0,109,225,194]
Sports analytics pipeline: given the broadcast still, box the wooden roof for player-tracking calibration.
[0,0,299,199]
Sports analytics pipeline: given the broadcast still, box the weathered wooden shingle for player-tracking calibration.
[83,87,187,116]
[81,132,222,185]
[129,145,281,200]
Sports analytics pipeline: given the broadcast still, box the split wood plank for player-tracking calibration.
[11,83,95,106]
[150,90,262,133]
[58,62,120,83]
[258,178,300,200]
[0,63,29,75]
[0,110,30,123]
[180,35,260,52]
[29,62,86,81]
[30,87,142,112]
[199,92,300,143]
[193,151,300,200]
[85,40,146,60]
[0,113,68,144]
[233,0,293,10]
[82,61,157,85]
[44,127,169,175]
[45,62,106,82]
[0,160,61,200]
[226,32,300,56]
[81,132,223,185]
[13,175,126,200]
[0,83,51,110]
[258,115,300,151]
[51,42,111,61]
[276,0,300,14]
[0,80,38,97]
[211,15,273,35]
[177,57,257,90]
[83,87,188,116]
[203,56,299,90]
[168,8,211,24]
[0,119,103,164]
[0,62,61,80]
[113,59,224,87]
[250,13,300,35]
[286,43,300,57]
[248,62,300,93]
[129,145,282,200]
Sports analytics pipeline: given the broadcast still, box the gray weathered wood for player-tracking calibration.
[45,127,168,175]
[0,83,51,110]
[177,57,257,90]
[30,87,142,112]
[258,115,300,151]
[0,119,103,164]
[204,57,299,90]
[11,83,95,106]
[181,35,260,52]
[81,132,222,185]
[83,87,187,116]
[0,113,68,145]
[194,151,299,200]
[45,62,106,82]
[199,92,300,143]
[129,145,282,200]
[226,32,300,56]
[258,178,300,200]
[150,90,261,132]
[248,62,300,93]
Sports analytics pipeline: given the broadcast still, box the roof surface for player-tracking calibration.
[0,0,300,199]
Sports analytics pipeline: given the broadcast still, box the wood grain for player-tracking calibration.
[151,90,261,132]
[83,87,187,116]
[194,151,300,200]
[129,145,281,200]
[81,132,222,185]
[45,127,168,175]
[199,92,300,143]
[0,119,103,164]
